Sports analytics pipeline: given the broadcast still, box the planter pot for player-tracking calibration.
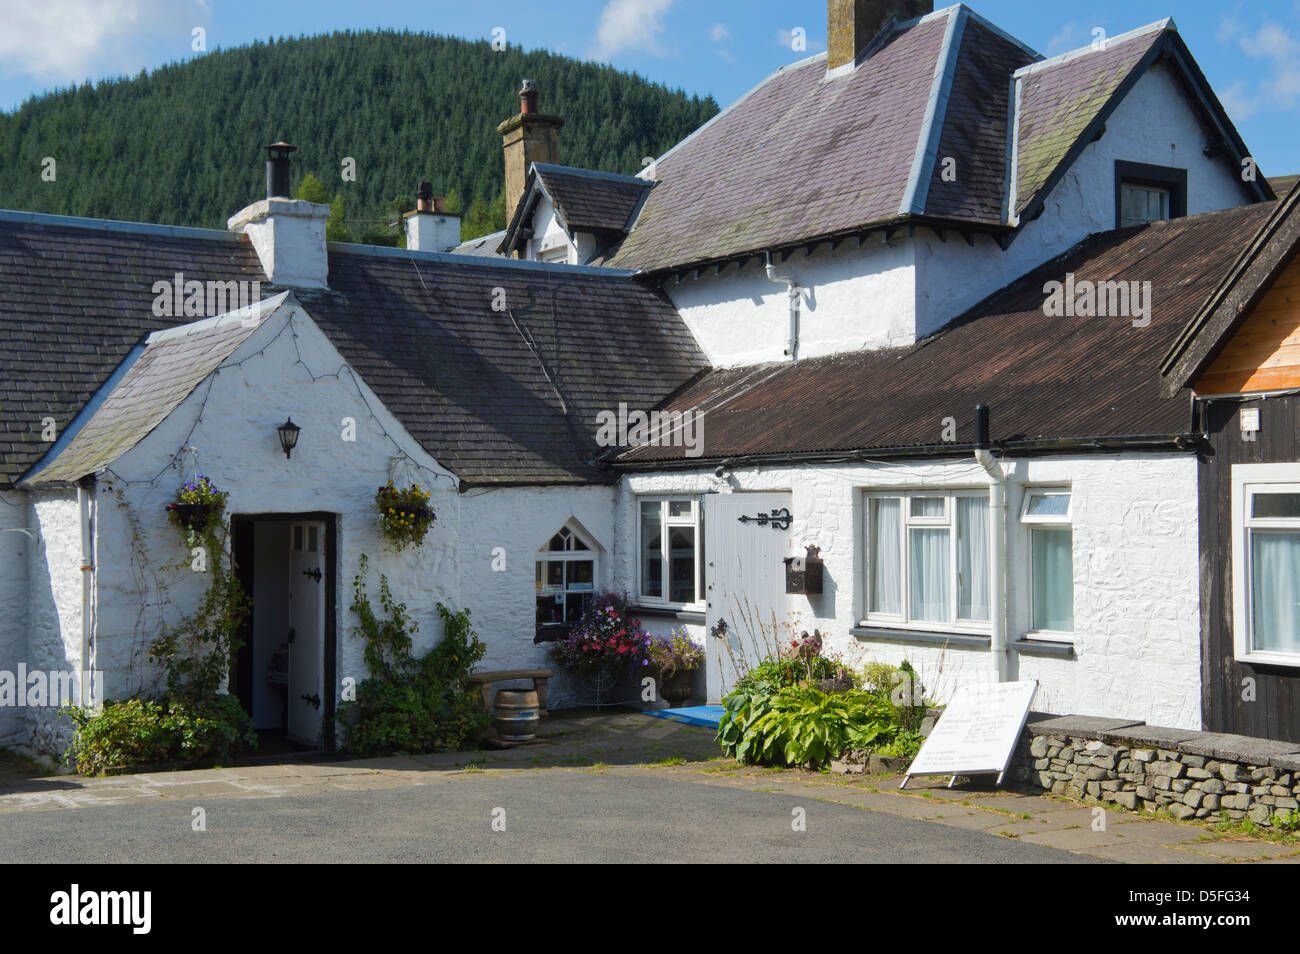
[168,502,219,532]
[657,667,696,706]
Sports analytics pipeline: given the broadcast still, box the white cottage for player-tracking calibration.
[0,0,1287,756]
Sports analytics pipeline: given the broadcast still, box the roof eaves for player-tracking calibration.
[900,4,968,216]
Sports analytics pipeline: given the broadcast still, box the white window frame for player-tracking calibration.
[1232,463,1300,668]
[535,523,599,629]
[861,488,992,635]
[1020,487,1075,640]
[1120,181,1171,228]
[637,496,704,609]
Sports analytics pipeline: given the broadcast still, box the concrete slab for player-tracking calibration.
[1083,842,1220,864]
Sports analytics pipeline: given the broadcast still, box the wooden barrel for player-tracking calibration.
[493,689,540,741]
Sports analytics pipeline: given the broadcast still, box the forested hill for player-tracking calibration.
[0,31,718,242]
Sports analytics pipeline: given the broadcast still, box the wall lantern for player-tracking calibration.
[277,417,301,458]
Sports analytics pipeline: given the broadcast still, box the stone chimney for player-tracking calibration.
[403,181,462,252]
[497,79,563,227]
[227,141,330,288]
[827,0,933,71]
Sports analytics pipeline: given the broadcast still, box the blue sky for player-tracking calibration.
[1,0,1297,175]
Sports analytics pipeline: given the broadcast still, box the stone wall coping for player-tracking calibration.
[1098,724,1201,748]
[1022,714,1300,768]
[1024,715,1144,737]
[1173,732,1300,768]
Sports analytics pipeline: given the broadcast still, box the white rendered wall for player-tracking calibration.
[457,483,616,707]
[617,452,1202,728]
[664,61,1253,365]
[87,303,460,749]
[0,490,30,745]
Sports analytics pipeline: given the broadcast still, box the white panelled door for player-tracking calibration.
[287,521,325,746]
[703,493,792,701]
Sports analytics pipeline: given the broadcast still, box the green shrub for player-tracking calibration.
[66,694,256,776]
[733,654,844,697]
[717,686,898,767]
[337,556,490,756]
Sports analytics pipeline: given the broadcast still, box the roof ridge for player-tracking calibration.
[0,207,239,242]
[1014,18,1173,78]
[532,163,651,186]
[899,4,968,216]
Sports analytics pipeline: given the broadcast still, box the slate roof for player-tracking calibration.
[26,296,287,484]
[533,164,651,234]
[614,202,1275,466]
[602,7,1265,275]
[0,213,708,488]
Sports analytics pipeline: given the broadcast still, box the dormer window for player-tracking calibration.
[538,243,570,264]
[1115,161,1187,229]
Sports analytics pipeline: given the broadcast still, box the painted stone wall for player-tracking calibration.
[82,304,460,751]
[617,451,1201,727]
[0,490,30,746]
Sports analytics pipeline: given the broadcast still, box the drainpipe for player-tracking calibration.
[973,405,1009,682]
[77,479,96,708]
[764,251,801,360]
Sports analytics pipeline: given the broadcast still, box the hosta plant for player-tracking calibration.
[717,686,897,768]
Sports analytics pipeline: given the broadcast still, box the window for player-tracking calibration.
[638,498,703,606]
[535,525,597,634]
[537,242,570,264]
[1021,489,1074,635]
[1232,465,1300,666]
[1114,160,1187,229]
[864,490,989,630]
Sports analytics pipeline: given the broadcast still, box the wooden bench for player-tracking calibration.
[469,669,555,715]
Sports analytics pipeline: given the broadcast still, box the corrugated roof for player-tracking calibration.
[615,202,1275,465]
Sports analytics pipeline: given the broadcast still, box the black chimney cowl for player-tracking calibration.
[266,141,297,199]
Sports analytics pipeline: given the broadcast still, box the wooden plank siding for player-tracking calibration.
[1196,255,1300,394]
[1198,395,1300,742]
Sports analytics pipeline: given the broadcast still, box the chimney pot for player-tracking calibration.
[265,141,297,199]
[416,180,434,213]
[520,78,539,114]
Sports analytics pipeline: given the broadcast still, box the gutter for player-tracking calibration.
[972,405,1009,682]
[613,432,1202,472]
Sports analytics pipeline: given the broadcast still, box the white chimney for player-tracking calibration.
[403,181,461,252]
[226,142,330,288]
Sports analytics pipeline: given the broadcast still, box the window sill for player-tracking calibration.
[850,626,990,649]
[1012,637,1076,658]
[1235,651,1300,670]
[630,604,706,625]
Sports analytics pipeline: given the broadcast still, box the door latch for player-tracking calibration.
[300,693,321,709]
[301,567,322,582]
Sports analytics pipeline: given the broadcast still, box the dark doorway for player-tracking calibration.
[230,512,338,751]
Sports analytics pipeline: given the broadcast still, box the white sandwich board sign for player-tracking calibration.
[901,680,1038,789]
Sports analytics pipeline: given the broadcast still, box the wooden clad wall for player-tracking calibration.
[1197,253,1300,395]
[1199,395,1300,742]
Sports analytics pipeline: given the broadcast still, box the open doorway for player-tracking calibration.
[231,513,337,752]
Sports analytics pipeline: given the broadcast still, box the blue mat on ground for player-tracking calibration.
[644,705,725,728]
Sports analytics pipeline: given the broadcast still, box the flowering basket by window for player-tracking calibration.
[376,481,435,549]
[165,475,228,539]
[549,592,649,675]
[645,628,705,677]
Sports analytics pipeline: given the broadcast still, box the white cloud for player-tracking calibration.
[589,0,675,60]
[0,0,209,82]
[710,23,730,44]
[1226,19,1300,111]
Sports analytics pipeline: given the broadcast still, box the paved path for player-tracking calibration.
[2,711,1297,863]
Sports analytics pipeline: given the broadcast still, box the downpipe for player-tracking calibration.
[973,405,1010,682]
[764,251,801,360]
